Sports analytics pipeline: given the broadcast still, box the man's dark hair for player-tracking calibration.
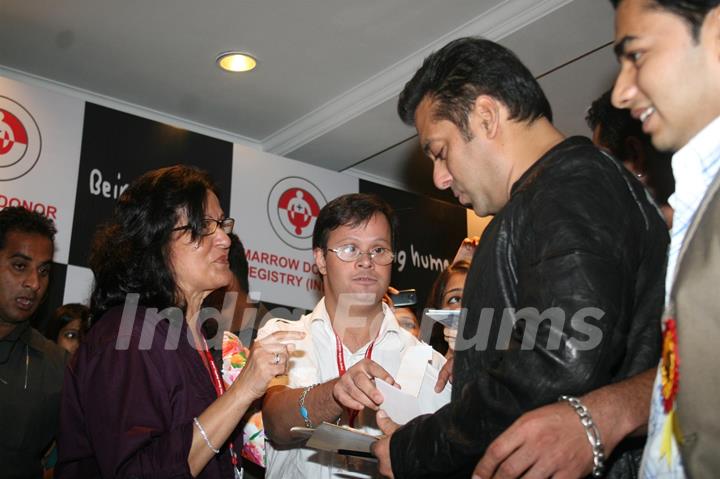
[228,233,249,294]
[89,165,218,318]
[0,207,56,251]
[587,89,675,205]
[397,37,553,140]
[586,90,644,158]
[312,193,397,251]
[610,0,720,39]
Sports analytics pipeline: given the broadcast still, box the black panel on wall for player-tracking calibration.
[68,103,233,267]
[359,180,467,311]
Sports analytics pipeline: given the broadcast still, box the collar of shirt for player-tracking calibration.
[665,115,720,295]
[2,321,50,345]
[669,114,720,216]
[309,298,401,351]
[0,323,25,364]
[0,321,30,343]
[0,322,34,358]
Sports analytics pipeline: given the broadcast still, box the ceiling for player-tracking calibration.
[0,0,619,204]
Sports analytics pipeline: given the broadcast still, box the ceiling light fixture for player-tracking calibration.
[216,51,257,72]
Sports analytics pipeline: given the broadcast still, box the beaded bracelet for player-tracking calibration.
[299,383,321,428]
[193,416,220,454]
[558,395,605,477]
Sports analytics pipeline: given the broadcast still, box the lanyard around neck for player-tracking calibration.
[333,331,378,428]
[197,336,238,467]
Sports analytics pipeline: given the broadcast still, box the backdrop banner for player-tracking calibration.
[0,76,84,263]
[0,76,85,331]
[230,144,358,311]
[1,72,470,335]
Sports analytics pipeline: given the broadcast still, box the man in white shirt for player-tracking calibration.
[260,193,449,479]
[611,0,720,476]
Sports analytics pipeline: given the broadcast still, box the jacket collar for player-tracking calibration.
[510,136,592,196]
[0,322,50,359]
[0,321,32,347]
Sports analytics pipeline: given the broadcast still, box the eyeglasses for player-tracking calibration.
[173,217,235,236]
[327,245,395,266]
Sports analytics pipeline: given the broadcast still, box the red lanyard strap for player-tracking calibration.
[197,336,238,467]
[334,332,376,428]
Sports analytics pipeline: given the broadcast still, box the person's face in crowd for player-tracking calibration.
[170,190,232,304]
[394,307,420,337]
[416,95,507,217]
[0,231,53,327]
[612,0,720,152]
[57,318,82,354]
[441,271,467,310]
[315,213,393,309]
[592,124,654,195]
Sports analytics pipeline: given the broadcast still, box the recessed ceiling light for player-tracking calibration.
[216,52,257,72]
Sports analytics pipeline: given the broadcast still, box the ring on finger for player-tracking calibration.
[273,352,281,365]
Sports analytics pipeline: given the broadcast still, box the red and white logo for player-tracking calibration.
[267,177,326,250]
[0,96,41,181]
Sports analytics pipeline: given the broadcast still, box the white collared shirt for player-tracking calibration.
[641,115,720,478]
[665,115,720,297]
[258,298,448,479]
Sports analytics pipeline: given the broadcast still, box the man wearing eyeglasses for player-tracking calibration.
[259,193,450,479]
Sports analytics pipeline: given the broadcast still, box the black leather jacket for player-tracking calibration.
[390,136,668,478]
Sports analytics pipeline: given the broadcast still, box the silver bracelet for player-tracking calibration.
[193,416,220,454]
[558,395,605,477]
[299,383,320,428]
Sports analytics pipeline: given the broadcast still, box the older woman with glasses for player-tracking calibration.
[56,165,303,478]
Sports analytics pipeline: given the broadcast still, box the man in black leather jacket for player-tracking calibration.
[371,37,668,478]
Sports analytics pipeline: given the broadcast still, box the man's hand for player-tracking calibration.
[434,355,453,392]
[332,358,396,411]
[473,402,592,479]
[474,369,655,478]
[373,410,400,478]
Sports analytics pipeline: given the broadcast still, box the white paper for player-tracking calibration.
[376,380,421,425]
[376,364,452,425]
[394,343,433,397]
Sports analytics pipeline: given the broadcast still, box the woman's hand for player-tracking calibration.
[235,330,305,398]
